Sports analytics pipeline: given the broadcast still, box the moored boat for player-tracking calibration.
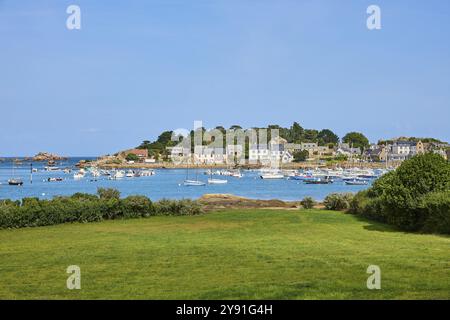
[345,179,369,185]
[184,180,206,186]
[304,176,333,184]
[207,178,228,184]
[260,173,284,179]
[8,179,23,186]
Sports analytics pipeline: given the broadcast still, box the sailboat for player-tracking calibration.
[183,160,206,186]
[207,168,227,184]
[8,159,23,186]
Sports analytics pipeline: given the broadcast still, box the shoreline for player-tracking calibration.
[80,161,395,170]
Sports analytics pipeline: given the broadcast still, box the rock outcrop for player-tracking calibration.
[32,152,67,161]
[198,194,298,211]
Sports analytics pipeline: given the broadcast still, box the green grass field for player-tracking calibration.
[0,209,448,299]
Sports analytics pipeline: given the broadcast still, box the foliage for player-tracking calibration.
[342,132,369,152]
[97,188,121,200]
[293,150,310,162]
[350,153,450,234]
[318,129,339,146]
[323,193,354,211]
[125,153,139,162]
[419,191,450,234]
[0,190,203,229]
[300,197,316,209]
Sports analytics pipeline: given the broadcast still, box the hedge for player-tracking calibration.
[0,188,203,229]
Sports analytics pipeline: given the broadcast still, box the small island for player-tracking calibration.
[32,152,67,162]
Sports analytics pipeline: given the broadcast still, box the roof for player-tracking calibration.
[395,141,416,146]
[129,149,148,157]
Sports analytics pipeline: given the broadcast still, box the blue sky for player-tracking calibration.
[1,0,449,156]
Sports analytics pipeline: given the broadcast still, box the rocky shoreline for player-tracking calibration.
[32,152,67,162]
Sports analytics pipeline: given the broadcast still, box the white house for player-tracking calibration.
[193,146,225,164]
[249,144,293,164]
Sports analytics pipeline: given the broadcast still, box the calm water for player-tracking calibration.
[0,158,371,201]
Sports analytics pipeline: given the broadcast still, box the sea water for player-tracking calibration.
[0,158,371,201]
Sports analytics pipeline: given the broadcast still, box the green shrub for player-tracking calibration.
[0,190,203,229]
[420,191,450,234]
[97,188,121,200]
[300,197,316,209]
[154,199,203,216]
[350,153,450,233]
[120,196,154,218]
[323,193,353,211]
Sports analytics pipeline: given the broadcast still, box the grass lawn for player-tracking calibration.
[0,209,448,299]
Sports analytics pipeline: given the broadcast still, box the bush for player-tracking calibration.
[0,190,203,229]
[153,199,203,216]
[420,191,450,234]
[120,196,154,218]
[300,197,316,209]
[350,153,450,234]
[97,188,121,200]
[323,193,353,211]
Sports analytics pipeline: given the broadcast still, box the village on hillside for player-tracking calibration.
[92,124,450,168]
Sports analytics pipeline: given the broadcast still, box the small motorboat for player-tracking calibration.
[73,172,85,179]
[208,178,228,184]
[44,166,60,171]
[304,176,333,184]
[345,179,369,185]
[230,170,243,178]
[47,177,64,182]
[109,170,125,180]
[8,179,23,186]
[183,180,206,186]
[260,173,284,179]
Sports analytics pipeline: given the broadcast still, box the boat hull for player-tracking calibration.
[184,180,206,186]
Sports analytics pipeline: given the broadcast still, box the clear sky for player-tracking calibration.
[1,0,449,156]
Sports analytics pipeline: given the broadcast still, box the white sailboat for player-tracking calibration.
[183,160,205,186]
[207,169,227,184]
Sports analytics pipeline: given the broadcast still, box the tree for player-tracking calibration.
[293,150,309,162]
[304,129,319,142]
[125,153,139,162]
[356,153,450,232]
[157,131,174,145]
[318,129,339,146]
[342,132,369,152]
[288,122,304,143]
